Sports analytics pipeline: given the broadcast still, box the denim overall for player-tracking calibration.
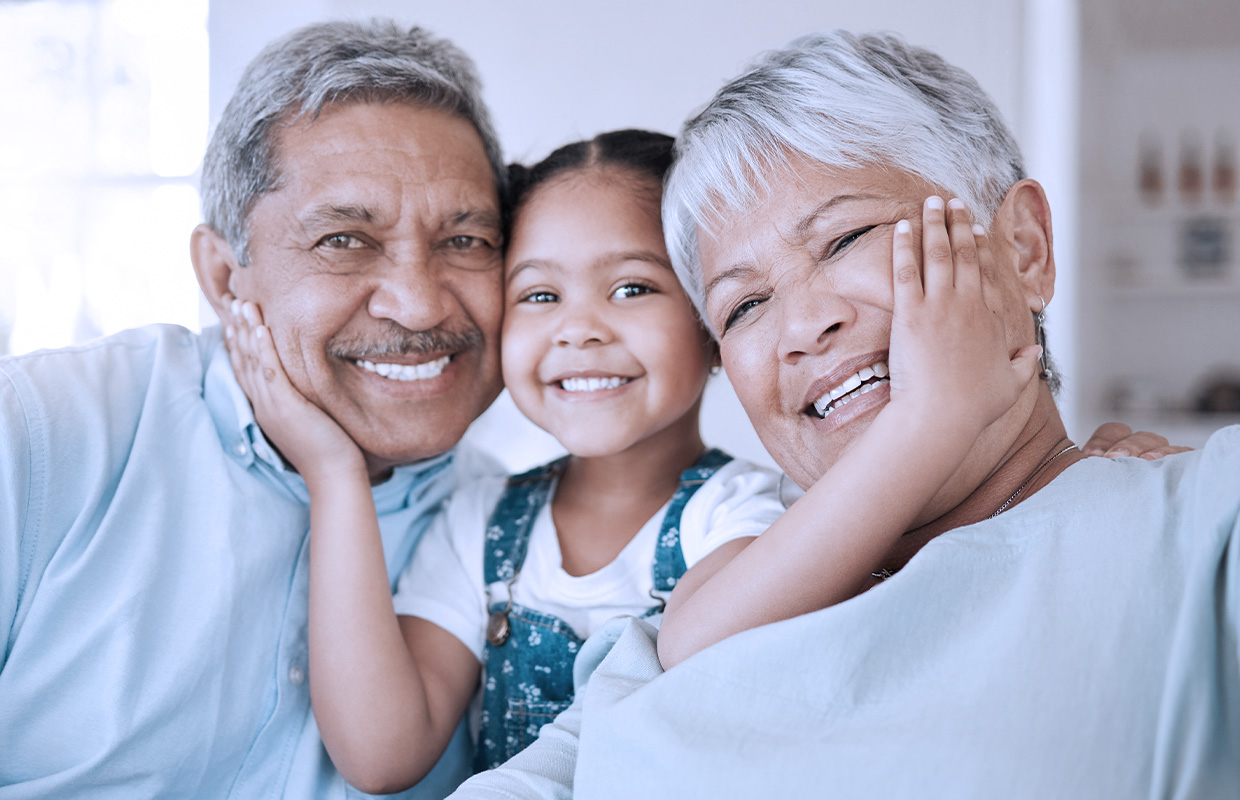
[474,448,733,771]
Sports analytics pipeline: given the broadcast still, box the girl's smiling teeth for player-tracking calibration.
[355,355,450,381]
[558,376,632,393]
[810,361,890,419]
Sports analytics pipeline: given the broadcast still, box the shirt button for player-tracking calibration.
[233,441,249,458]
[288,664,305,686]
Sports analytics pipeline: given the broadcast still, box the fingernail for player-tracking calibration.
[243,303,258,325]
[925,196,944,210]
[256,325,268,339]
[948,198,965,210]
[1084,448,1103,456]
[895,219,911,234]
[225,325,235,339]
[972,224,986,236]
[1112,449,1131,458]
[230,299,241,316]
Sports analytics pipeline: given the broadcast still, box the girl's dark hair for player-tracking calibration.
[505,129,675,230]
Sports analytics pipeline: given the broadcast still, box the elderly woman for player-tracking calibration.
[450,31,1240,800]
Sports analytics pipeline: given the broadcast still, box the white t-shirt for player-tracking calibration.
[393,456,784,660]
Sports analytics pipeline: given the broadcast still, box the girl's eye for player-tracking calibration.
[827,225,876,258]
[723,297,764,332]
[319,233,365,250]
[520,290,559,304]
[611,283,655,300]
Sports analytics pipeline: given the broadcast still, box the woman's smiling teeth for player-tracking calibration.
[355,355,450,381]
[559,376,631,392]
[810,361,890,419]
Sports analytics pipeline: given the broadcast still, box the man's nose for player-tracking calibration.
[776,275,854,363]
[366,245,455,331]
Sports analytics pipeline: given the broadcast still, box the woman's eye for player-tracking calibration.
[611,283,655,300]
[520,290,559,304]
[319,233,365,250]
[828,225,876,257]
[723,297,763,332]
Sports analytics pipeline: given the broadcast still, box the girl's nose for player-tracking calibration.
[555,302,613,348]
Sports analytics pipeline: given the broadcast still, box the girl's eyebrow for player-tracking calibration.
[507,250,672,282]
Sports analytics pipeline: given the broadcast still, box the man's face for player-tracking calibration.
[698,160,1037,492]
[231,102,504,478]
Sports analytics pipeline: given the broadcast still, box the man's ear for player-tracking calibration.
[190,224,241,321]
[997,178,1056,307]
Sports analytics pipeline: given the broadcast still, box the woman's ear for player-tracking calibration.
[190,224,240,321]
[998,179,1056,305]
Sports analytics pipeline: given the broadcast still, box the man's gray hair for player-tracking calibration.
[201,19,505,264]
[664,30,1025,320]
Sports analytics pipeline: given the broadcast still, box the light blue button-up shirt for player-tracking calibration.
[0,324,483,798]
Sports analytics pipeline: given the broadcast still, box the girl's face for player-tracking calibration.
[502,168,714,458]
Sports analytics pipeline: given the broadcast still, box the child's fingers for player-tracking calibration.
[253,323,293,392]
[946,199,980,293]
[891,218,922,309]
[920,196,953,296]
[1009,344,1043,388]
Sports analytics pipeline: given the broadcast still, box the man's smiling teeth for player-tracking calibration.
[355,355,450,381]
[559,376,631,393]
[811,361,890,419]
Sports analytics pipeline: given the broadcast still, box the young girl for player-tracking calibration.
[224,130,1162,792]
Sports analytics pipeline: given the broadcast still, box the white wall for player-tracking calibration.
[206,0,1036,471]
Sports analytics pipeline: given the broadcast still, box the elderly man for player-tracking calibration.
[0,21,504,798]
[451,31,1239,800]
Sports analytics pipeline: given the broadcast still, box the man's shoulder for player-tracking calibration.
[1,324,211,400]
[0,324,217,462]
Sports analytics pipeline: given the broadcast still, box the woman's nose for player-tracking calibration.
[776,279,854,363]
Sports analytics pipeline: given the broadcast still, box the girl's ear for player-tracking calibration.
[191,224,241,320]
[998,179,1056,304]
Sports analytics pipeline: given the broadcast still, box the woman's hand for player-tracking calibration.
[222,294,365,483]
[885,196,1042,443]
[1081,422,1192,460]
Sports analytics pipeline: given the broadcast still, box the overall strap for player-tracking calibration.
[651,448,734,595]
[482,456,570,585]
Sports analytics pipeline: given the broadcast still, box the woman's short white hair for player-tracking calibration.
[664,30,1025,323]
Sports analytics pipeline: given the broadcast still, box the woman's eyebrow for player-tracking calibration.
[792,193,881,238]
[704,263,759,302]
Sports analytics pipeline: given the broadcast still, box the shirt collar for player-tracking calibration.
[200,325,455,507]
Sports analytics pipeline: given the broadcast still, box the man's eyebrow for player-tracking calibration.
[299,204,375,229]
[448,209,502,232]
[793,193,880,238]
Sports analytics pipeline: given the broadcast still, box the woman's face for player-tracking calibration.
[697,160,1040,489]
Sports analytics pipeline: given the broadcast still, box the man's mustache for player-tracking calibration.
[326,322,484,360]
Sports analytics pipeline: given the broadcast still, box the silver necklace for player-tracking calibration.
[988,443,1077,519]
[872,442,1078,581]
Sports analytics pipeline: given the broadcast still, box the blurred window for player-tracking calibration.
[0,0,208,356]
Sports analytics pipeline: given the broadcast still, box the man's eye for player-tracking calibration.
[827,225,876,258]
[448,235,488,250]
[723,297,763,332]
[319,233,365,249]
[520,290,559,304]
[611,283,655,300]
